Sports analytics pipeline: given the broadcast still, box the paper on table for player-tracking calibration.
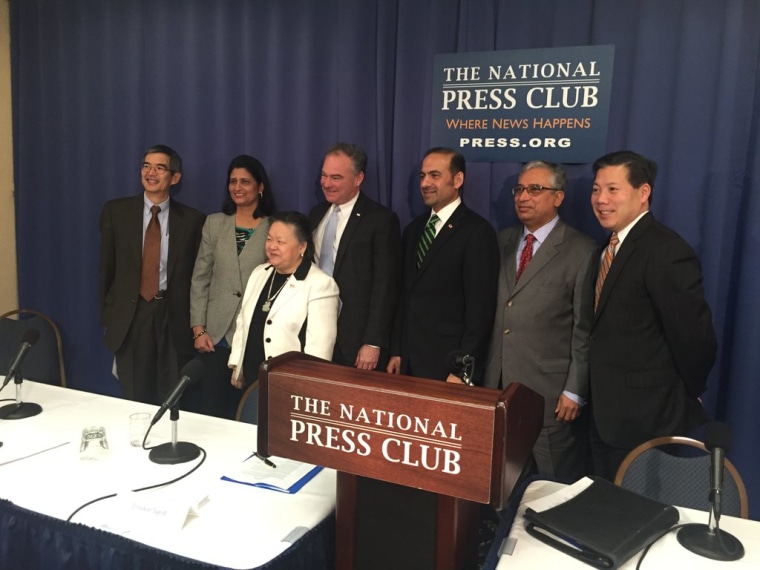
[0,427,70,466]
[222,453,322,494]
[525,476,594,513]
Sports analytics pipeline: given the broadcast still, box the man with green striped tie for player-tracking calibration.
[387,147,499,385]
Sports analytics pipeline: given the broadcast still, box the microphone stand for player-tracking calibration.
[677,480,744,560]
[148,406,201,465]
[0,370,43,420]
[460,358,474,386]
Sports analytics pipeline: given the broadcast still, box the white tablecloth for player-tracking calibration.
[0,380,336,569]
[497,480,759,569]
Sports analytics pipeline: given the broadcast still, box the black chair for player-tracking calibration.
[235,380,259,424]
[614,435,749,519]
[0,309,66,387]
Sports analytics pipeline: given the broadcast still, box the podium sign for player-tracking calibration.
[258,352,543,507]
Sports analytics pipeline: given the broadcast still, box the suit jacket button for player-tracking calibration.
[503,328,510,334]
[235,292,242,297]
[267,320,272,325]
[507,301,513,307]
[265,338,271,343]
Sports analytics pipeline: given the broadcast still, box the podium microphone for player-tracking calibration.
[677,422,744,561]
[2,328,40,389]
[149,359,205,465]
[448,350,474,385]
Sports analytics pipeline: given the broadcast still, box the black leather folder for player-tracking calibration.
[523,477,679,569]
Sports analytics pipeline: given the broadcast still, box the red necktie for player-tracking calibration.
[140,205,161,301]
[595,232,619,311]
[515,233,535,282]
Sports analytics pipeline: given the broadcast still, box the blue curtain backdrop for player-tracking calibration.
[10,0,760,517]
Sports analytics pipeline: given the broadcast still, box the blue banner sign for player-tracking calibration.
[431,45,615,163]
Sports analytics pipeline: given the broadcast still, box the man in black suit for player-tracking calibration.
[388,147,498,384]
[99,144,205,405]
[589,150,716,479]
[310,143,401,370]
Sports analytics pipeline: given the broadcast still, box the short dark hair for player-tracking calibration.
[144,144,182,174]
[424,147,466,179]
[222,154,276,217]
[592,150,658,203]
[269,211,315,261]
[325,143,367,175]
[521,160,567,191]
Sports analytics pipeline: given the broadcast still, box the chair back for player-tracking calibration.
[0,309,66,387]
[235,380,259,424]
[614,436,748,518]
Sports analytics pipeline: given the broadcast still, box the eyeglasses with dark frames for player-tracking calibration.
[511,184,558,197]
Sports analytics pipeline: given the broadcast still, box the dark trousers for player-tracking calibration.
[588,414,633,481]
[183,346,243,419]
[114,297,177,406]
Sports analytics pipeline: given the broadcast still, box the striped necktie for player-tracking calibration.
[595,232,619,311]
[416,214,439,268]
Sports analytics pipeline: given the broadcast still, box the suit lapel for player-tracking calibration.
[126,196,145,265]
[238,216,264,287]
[335,194,365,273]
[512,221,564,296]
[415,204,467,279]
[267,276,300,316]
[594,213,652,319]
[167,199,185,282]
[501,229,520,295]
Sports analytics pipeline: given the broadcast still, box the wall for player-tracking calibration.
[0,0,17,314]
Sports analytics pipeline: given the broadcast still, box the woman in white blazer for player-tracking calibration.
[229,211,339,386]
[188,155,275,418]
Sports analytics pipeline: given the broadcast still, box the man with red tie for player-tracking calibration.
[484,160,596,482]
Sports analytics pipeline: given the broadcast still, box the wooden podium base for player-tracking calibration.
[336,473,480,570]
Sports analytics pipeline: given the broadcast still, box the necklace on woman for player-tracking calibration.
[262,271,290,312]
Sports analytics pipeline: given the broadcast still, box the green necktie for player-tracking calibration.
[416,214,439,268]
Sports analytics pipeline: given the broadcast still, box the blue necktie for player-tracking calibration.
[319,205,339,275]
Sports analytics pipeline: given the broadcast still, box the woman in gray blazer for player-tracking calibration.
[188,155,276,418]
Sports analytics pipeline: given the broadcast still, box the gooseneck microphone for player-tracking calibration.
[2,328,41,389]
[0,329,44,420]
[150,358,205,426]
[677,422,744,561]
[148,359,205,465]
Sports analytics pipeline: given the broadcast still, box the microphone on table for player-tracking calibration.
[148,359,205,465]
[448,350,475,385]
[677,422,745,561]
[0,328,44,420]
[2,328,40,389]
[150,358,205,426]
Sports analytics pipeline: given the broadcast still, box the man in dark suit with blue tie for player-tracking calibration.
[588,150,716,479]
[99,144,205,405]
[388,147,498,384]
[309,143,401,371]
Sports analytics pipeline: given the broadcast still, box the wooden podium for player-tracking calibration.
[257,352,543,570]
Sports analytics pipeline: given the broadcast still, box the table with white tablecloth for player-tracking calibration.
[0,380,336,569]
[494,479,759,569]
